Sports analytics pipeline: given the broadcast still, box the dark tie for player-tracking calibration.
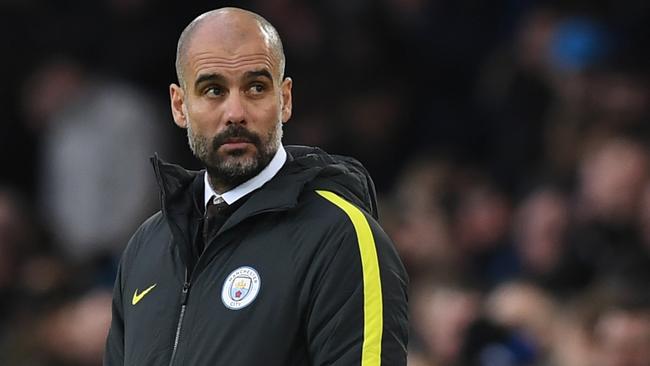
[201,195,229,253]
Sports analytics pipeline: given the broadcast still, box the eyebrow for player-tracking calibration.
[194,73,226,89]
[244,69,273,82]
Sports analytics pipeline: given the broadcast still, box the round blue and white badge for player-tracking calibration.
[221,266,261,310]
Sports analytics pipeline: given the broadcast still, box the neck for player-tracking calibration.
[207,175,241,194]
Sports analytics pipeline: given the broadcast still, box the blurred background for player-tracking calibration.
[2,0,650,365]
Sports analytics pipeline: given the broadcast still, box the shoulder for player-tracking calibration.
[130,211,167,245]
[292,190,393,252]
[298,190,380,232]
[290,190,366,233]
[299,190,406,274]
[120,211,168,266]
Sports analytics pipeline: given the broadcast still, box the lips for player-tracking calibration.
[220,137,254,152]
[224,137,251,144]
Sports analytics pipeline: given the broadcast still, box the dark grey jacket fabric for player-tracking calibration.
[104,145,408,366]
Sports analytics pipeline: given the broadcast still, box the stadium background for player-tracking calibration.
[1,0,650,365]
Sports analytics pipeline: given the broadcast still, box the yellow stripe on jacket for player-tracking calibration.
[316,190,383,366]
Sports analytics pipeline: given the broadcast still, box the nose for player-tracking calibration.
[224,92,246,125]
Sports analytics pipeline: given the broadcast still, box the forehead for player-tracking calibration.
[184,19,278,81]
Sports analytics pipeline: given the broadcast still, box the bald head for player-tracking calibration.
[175,8,286,88]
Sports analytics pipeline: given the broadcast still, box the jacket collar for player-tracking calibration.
[151,144,377,225]
[150,149,316,221]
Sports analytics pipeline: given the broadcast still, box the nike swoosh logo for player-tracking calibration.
[132,284,157,305]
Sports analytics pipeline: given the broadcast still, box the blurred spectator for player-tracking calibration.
[457,318,537,366]
[476,6,558,194]
[22,58,170,261]
[561,137,650,292]
[451,174,517,289]
[0,187,75,365]
[410,279,482,366]
[484,281,557,359]
[577,137,649,224]
[512,186,572,292]
[548,296,598,366]
[593,306,650,366]
[0,188,36,339]
[37,290,112,366]
[1,289,112,366]
[387,156,459,279]
[0,188,35,294]
[550,283,650,366]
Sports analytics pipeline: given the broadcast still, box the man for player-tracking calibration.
[104,7,408,366]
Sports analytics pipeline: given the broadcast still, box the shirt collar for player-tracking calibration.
[204,145,287,207]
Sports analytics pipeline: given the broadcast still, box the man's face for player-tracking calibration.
[170,15,292,188]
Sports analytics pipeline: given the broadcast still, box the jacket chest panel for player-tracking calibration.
[172,226,307,364]
[190,228,300,320]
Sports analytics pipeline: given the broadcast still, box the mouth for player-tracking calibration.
[224,137,251,144]
[220,137,254,150]
[212,126,261,154]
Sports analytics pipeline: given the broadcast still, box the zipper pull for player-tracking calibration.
[180,269,191,305]
[180,282,190,305]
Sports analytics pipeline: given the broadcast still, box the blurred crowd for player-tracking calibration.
[2,0,650,365]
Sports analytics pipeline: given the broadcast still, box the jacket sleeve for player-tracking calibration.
[306,191,409,365]
[104,257,125,366]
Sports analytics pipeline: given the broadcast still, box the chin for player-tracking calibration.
[221,154,258,172]
[223,147,251,158]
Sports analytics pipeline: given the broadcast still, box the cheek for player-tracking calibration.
[187,101,223,130]
[250,99,281,124]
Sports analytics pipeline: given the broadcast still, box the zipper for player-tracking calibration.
[169,269,191,366]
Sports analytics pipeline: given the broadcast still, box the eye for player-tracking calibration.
[205,86,223,97]
[248,83,266,95]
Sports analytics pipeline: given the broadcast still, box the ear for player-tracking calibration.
[170,83,187,128]
[280,77,293,123]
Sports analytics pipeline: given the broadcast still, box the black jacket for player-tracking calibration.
[104,146,408,366]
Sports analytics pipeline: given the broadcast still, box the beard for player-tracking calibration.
[187,120,282,191]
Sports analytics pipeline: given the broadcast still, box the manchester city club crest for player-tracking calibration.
[221,266,261,310]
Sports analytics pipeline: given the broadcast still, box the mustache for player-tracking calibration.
[211,125,262,149]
